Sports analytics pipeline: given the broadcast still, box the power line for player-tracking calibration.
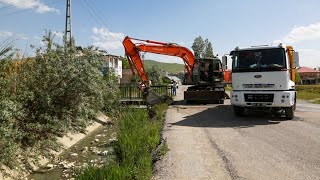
[80,0,123,42]
[83,0,112,31]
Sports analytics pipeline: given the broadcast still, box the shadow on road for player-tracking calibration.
[172,105,298,129]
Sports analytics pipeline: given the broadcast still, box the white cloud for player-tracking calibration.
[272,22,320,68]
[0,31,13,37]
[0,0,59,14]
[53,31,64,39]
[299,49,320,68]
[0,31,28,40]
[91,27,125,50]
[17,33,29,40]
[274,22,320,44]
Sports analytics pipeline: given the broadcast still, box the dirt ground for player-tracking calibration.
[153,85,320,180]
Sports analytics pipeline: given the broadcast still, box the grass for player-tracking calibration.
[144,60,184,74]
[77,103,168,180]
[314,99,320,104]
[296,85,320,103]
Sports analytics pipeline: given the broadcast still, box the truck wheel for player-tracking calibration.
[233,106,244,116]
[285,106,294,120]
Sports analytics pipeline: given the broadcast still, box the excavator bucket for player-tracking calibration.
[144,88,174,105]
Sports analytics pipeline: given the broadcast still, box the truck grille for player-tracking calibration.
[243,84,275,88]
[244,94,274,102]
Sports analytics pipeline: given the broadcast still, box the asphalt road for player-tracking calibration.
[153,85,320,180]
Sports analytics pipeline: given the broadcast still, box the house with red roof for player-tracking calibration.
[297,67,320,84]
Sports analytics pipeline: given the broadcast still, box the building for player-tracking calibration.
[297,67,320,84]
[101,54,122,82]
[165,75,181,84]
[76,47,123,82]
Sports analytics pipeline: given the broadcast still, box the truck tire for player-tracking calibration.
[233,106,244,116]
[285,106,294,120]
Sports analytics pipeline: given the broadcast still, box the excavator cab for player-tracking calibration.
[184,58,226,104]
[194,58,224,85]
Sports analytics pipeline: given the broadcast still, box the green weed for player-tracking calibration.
[77,103,168,180]
[296,85,320,102]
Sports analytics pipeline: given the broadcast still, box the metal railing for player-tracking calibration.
[120,84,173,101]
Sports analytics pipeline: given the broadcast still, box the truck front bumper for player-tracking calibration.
[230,91,296,108]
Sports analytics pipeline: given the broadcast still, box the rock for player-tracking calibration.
[90,147,100,155]
[109,138,117,143]
[82,163,88,168]
[46,164,54,169]
[63,162,75,169]
[62,173,69,178]
[94,139,99,142]
[81,147,88,153]
[100,150,108,156]
[70,153,78,157]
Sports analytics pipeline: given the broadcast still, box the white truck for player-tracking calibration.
[222,44,299,119]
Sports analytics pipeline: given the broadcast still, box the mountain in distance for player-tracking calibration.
[143,60,185,74]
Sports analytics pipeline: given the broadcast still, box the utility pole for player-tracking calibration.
[65,0,72,47]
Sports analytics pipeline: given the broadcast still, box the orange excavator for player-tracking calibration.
[123,36,226,105]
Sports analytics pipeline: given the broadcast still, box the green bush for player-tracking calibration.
[0,32,120,169]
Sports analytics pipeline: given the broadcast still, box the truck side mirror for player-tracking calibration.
[293,52,299,67]
[222,56,228,70]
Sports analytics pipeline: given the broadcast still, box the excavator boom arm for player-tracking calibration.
[123,36,195,86]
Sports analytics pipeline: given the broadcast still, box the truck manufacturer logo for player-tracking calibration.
[254,75,262,78]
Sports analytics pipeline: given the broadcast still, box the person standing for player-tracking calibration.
[172,80,177,96]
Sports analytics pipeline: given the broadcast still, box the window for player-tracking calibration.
[232,48,286,72]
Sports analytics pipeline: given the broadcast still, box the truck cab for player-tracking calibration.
[225,44,299,119]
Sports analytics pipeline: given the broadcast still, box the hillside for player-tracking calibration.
[143,60,185,74]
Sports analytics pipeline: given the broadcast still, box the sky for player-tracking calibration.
[0,0,320,68]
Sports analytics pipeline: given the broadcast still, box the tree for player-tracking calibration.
[122,56,130,69]
[204,41,214,58]
[192,36,214,58]
[146,65,163,85]
[191,36,205,59]
[0,31,120,170]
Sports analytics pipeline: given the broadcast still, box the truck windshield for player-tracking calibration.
[232,48,286,72]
